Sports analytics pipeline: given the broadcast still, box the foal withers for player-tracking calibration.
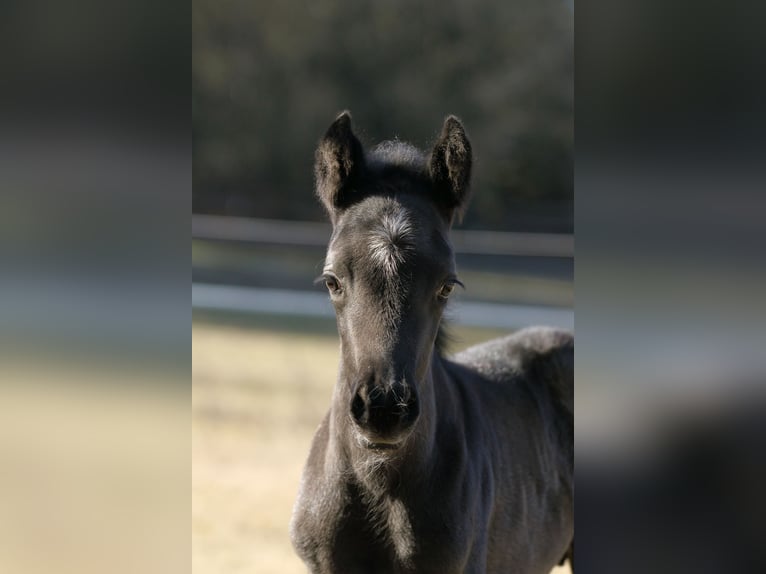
[291,112,574,574]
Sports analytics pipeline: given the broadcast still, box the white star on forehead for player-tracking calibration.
[367,209,414,278]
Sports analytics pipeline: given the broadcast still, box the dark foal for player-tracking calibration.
[290,112,574,573]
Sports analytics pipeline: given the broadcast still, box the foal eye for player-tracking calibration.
[324,276,342,294]
[315,273,343,296]
[437,278,464,301]
[437,283,455,300]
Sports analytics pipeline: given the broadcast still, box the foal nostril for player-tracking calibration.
[398,389,420,427]
[390,381,418,418]
[350,386,367,424]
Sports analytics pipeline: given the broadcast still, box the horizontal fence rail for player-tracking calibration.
[193,215,574,258]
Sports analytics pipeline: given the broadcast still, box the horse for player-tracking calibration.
[290,111,573,573]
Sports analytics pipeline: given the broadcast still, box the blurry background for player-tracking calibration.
[192,0,573,572]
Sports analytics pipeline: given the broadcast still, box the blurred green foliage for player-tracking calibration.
[193,0,572,231]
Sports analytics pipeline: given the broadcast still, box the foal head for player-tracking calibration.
[315,111,472,450]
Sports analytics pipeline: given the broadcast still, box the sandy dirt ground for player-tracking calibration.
[192,318,571,574]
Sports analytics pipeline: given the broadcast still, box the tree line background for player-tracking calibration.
[193,0,572,232]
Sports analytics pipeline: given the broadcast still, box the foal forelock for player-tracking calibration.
[367,208,414,283]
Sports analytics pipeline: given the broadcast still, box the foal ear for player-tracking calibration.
[429,115,473,223]
[315,111,366,217]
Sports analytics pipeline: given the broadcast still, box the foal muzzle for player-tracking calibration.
[350,378,420,445]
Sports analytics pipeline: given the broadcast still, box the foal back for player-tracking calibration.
[453,326,573,418]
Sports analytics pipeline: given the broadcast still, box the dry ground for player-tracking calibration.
[192,317,571,574]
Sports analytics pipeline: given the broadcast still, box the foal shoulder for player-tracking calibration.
[451,326,573,414]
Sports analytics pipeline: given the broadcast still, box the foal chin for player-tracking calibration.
[354,429,409,452]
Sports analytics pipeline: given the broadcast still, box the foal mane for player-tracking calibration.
[435,321,452,357]
[367,141,427,175]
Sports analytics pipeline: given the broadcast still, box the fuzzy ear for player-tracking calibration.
[429,115,472,222]
[314,111,365,217]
